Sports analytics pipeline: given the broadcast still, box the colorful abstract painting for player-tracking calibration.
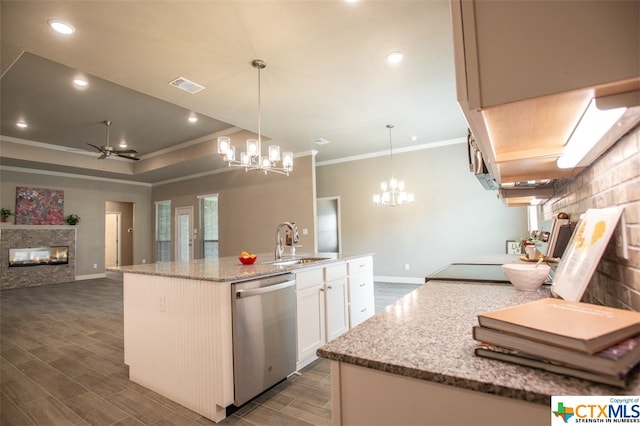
[15,187,65,225]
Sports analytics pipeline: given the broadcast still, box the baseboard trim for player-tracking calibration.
[76,273,106,281]
[373,276,424,285]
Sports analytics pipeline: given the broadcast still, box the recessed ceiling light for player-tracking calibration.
[386,51,404,65]
[119,140,128,148]
[411,136,418,142]
[48,19,75,35]
[188,114,198,123]
[16,121,28,128]
[73,77,88,88]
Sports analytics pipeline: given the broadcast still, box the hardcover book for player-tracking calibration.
[551,206,625,302]
[474,342,632,388]
[477,298,640,354]
[472,326,640,377]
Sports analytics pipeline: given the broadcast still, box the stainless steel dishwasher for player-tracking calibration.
[231,273,297,406]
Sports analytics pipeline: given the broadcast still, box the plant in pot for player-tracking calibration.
[65,214,80,225]
[1,208,14,223]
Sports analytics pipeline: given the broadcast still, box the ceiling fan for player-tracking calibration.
[87,120,139,161]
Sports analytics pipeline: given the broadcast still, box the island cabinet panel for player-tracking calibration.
[331,362,548,426]
[347,256,375,327]
[123,273,233,423]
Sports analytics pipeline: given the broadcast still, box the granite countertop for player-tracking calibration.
[317,280,640,405]
[112,252,370,282]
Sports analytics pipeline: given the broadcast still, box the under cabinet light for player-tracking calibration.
[557,98,626,169]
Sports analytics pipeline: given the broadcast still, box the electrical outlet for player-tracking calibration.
[93,263,97,269]
[302,228,309,235]
[142,259,146,264]
[159,294,166,311]
[404,263,410,271]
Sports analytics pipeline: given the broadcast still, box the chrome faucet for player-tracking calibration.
[275,222,299,260]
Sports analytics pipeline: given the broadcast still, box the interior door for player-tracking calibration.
[175,206,194,261]
[105,212,120,268]
[317,197,341,253]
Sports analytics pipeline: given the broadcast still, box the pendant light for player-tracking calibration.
[217,59,293,175]
[373,124,414,206]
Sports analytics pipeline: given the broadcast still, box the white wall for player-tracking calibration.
[316,142,528,281]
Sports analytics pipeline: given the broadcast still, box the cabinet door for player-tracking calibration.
[296,283,325,361]
[348,270,375,328]
[325,277,349,342]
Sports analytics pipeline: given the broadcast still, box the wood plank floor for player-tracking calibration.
[1,274,418,426]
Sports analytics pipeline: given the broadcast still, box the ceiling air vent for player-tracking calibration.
[168,76,205,94]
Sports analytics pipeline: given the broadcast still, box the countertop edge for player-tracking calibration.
[316,280,639,406]
[315,347,550,405]
[110,253,374,282]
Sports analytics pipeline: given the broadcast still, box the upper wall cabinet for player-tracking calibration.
[451,0,640,191]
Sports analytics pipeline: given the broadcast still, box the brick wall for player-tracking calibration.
[542,126,640,310]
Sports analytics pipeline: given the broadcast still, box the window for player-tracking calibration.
[527,205,539,235]
[199,194,219,258]
[155,201,171,262]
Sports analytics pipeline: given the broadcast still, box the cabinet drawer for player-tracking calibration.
[348,270,375,328]
[347,256,372,275]
[295,267,324,290]
[324,262,347,282]
[348,272,373,303]
[350,297,374,328]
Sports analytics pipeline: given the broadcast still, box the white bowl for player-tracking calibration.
[502,263,550,291]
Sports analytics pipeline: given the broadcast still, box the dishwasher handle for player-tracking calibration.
[235,280,295,299]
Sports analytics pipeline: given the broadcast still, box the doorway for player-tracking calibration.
[105,212,121,268]
[105,201,134,267]
[175,206,194,261]
[317,197,341,253]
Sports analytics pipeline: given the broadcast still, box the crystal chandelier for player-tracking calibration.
[373,124,415,206]
[217,59,293,175]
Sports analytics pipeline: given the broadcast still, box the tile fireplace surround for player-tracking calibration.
[0,225,76,290]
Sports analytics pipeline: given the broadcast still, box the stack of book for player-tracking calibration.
[473,298,640,387]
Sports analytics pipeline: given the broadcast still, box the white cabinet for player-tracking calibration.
[296,267,325,364]
[451,0,640,186]
[296,262,348,366]
[325,263,349,342]
[347,256,375,328]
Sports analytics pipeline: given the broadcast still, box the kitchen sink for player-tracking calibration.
[264,257,330,266]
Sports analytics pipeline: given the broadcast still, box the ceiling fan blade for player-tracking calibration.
[116,153,140,161]
[115,149,138,154]
[98,153,107,160]
[87,143,105,153]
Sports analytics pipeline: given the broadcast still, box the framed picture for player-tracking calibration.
[15,186,64,225]
[506,240,520,255]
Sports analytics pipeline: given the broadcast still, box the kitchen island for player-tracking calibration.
[318,280,640,425]
[116,253,370,423]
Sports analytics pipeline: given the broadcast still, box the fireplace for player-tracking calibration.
[9,246,69,267]
[1,226,76,289]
